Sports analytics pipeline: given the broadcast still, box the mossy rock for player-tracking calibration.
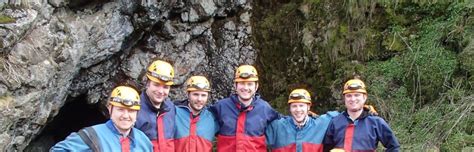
[385,8,411,26]
[382,27,406,52]
[0,14,15,24]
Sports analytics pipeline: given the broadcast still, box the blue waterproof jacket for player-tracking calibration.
[135,92,176,152]
[209,94,280,152]
[50,120,152,151]
[323,110,400,152]
[174,99,219,152]
[266,111,339,152]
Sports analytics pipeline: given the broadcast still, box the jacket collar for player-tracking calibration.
[342,109,370,122]
[291,115,309,129]
[175,99,189,107]
[230,93,262,108]
[176,99,208,117]
[231,94,261,112]
[105,120,136,140]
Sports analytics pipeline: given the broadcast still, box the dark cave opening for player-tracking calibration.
[25,94,108,152]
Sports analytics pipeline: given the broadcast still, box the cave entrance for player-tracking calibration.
[25,94,108,152]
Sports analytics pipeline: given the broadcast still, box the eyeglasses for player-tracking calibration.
[110,97,140,107]
[289,92,310,101]
[347,83,365,90]
[188,82,210,90]
[147,71,173,82]
[238,72,257,79]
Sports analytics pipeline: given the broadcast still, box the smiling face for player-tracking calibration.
[344,92,367,112]
[145,80,171,108]
[289,102,310,123]
[234,81,258,104]
[187,90,209,115]
[108,105,138,134]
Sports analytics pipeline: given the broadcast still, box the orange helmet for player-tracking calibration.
[343,79,367,94]
[109,86,141,110]
[234,65,258,82]
[288,89,312,105]
[146,60,175,85]
[186,76,211,92]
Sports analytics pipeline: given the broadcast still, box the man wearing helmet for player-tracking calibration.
[266,89,339,152]
[209,65,280,152]
[323,79,400,152]
[174,76,219,152]
[135,59,176,152]
[51,86,153,151]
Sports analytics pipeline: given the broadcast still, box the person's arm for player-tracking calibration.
[323,120,336,152]
[264,100,282,121]
[325,111,340,118]
[49,132,90,151]
[270,107,282,120]
[210,109,220,135]
[208,103,223,135]
[265,120,278,149]
[376,118,400,152]
[208,103,219,118]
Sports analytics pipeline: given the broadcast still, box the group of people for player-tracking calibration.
[50,59,400,152]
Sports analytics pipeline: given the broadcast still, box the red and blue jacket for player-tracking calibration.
[51,120,153,152]
[135,92,176,152]
[266,111,339,152]
[209,94,280,152]
[174,99,219,152]
[323,110,400,152]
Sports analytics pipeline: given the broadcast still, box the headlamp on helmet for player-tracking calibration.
[186,76,211,92]
[109,86,141,110]
[343,79,367,94]
[288,89,312,105]
[146,60,175,85]
[234,65,258,82]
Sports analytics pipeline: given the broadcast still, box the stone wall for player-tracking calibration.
[0,0,255,151]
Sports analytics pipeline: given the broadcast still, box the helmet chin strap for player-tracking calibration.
[188,102,202,116]
[347,107,364,121]
[349,108,362,112]
[295,115,307,123]
[238,95,252,101]
[109,105,114,116]
[293,115,308,128]
[238,94,255,107]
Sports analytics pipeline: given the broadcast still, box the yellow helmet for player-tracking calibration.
[234,65,258,82]
[288,89,312,105]
[109,86,141,110]
[146,60,175,85]
[186,76,211,92]
[343,79,367,94]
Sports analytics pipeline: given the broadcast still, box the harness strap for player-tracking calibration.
[78,127,101,152]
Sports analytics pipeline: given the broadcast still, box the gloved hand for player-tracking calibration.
[330,148,345,152]
[364,105,378,116]
[308,111,319,118]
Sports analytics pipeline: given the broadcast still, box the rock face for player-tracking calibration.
[0,0,255,151]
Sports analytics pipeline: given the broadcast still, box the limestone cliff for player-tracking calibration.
[0,0,254,151]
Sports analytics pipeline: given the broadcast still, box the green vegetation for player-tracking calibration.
[253,0,473,150]
[0,14,15,24]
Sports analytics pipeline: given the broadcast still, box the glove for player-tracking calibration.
[364,105,378,116]
[308,111,319,118]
